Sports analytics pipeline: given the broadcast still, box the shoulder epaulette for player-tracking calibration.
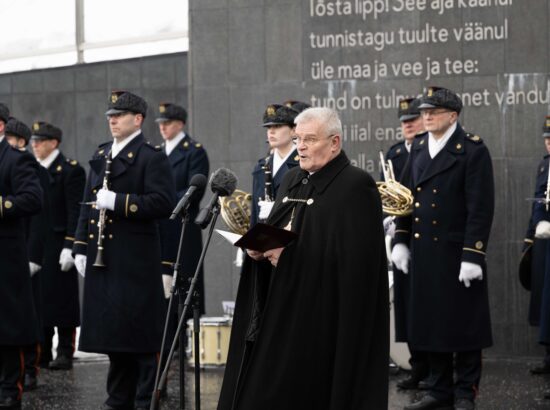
[66,158,78,166]
[465,133,483,143]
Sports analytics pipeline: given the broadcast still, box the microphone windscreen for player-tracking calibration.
[210,168,238,196]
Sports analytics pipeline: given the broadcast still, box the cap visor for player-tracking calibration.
[155,117,170,123]
[543,132,550,138]
[399,114,420,122]
[105,108,127,115]
[262,121,292,127]
[30,134,50,141]
[418,103,437,109]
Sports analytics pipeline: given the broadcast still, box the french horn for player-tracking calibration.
[376,151,413,217]
[219,189,252,235]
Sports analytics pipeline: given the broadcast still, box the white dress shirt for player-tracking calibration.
[428,123,457,159]
[165,131,186,156]
[38,149,60,169]
[111,129,141,158]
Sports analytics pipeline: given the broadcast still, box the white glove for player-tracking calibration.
[59,248,75,272]
[75,254,87,277]
[391,243,410,274]
[96,189,116,211]
[535,221,550,239]
[234,248,244,268]
[29,262,41,277]
[162,274,173,299]
[258,200,275,221]
[383,216,396,238]
[458,261,483,288]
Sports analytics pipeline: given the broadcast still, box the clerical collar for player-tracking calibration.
[112,129,141,158]
[428,122,456,159]
[39,148,60,169]
[165,131,186,156]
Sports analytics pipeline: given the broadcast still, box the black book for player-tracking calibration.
[234,223,298,252]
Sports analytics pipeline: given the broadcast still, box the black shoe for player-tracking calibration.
[454,398,475,410]
[397,375,421,390]
[24,373,37,391]
[0,397,21,409]
[530,363,550,374]
[49,355,73,370]
[404,395,454,410]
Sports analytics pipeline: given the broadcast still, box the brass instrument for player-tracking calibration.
[93,151,112,267]
[262,154,273,202]
[219,189,252,235]
[376,151,413,217]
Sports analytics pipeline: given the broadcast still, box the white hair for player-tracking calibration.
[294,107,343,137]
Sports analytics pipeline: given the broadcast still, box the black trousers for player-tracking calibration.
[24,344,41,377]
[409,348,430,380]
[43,326,76,360]
[105,352,158,409]
[0,347,25,401]
[428,350,482,401]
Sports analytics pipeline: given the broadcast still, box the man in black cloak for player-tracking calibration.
[218,107,389,410]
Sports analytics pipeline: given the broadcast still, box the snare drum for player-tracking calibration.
[187,317,232,367]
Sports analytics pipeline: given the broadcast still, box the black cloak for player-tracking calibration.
[218,151,389,410]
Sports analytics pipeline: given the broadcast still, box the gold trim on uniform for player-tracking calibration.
[475,241,484,250]
[65,236,75,241]
[524,238,534,244]
[127,152,133,158]
[125,194,130,218]
[161,261,174,266]
[456,144,462,150]
[4,200,12,209]
[395,229,409,234]
[56,165,62,172]
[463,247,486,256]
[0,195,3,218]
[75,241,87,246]
[130,204,138,213]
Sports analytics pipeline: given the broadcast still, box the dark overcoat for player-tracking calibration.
[218,152,389,410]
[395,124,494,351]
[158,134,209,314]
[523,155,549,326]
[0,138,42,345]
[250,149,299,226]
[40,152,85,327]
[73,134,175,353]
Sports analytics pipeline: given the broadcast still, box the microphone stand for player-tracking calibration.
[150,202,221,410]
[151,204,191,410]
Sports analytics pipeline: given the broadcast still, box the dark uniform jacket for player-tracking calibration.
[219,151,389,410]
[73,134,176,353]
[524,155,549,326]
[0,138,42,345]
[530,156,550,344]
[158,134,209,314]
[40,152,85,327]
[394,124,494,351]
[250,149,299,226]
[384,140,410,182]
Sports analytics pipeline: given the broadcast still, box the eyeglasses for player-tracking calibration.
[291,134,335,146]
[421,109,452,117]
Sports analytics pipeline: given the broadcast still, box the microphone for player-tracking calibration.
[195,168,238,229]
[169,174,208,220]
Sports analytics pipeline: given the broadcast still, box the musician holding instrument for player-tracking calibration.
[73,91,175,410]
[384,98,431,391]
[250,103,302,226]
[528,117,550,399]
[392,87,494,410]
[30,121,85,372]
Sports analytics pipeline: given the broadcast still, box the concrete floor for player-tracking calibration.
[21,355,550,409]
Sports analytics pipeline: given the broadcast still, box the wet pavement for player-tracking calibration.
[22,354,550,409]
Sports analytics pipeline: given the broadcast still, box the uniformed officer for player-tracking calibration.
[392,87,494,410]
[384,98,431,390]
[73,90,175,410]
[523,116,550,376]
[155,102,209,373]
[250,104,301,226]
[30,121,85,371]
[5,118,51,390]
[0,104,43,409]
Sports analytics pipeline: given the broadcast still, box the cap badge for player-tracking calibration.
[427,88,434,97]
[111,94,118,103]
[267,106,276,116]
[33,123,40,131]
[400,101,409,110]
[159,105,166,113]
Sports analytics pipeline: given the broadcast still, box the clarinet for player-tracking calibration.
[262,154,274,202]
[93,151,112,267]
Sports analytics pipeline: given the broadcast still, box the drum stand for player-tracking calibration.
[150,203,221,410]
